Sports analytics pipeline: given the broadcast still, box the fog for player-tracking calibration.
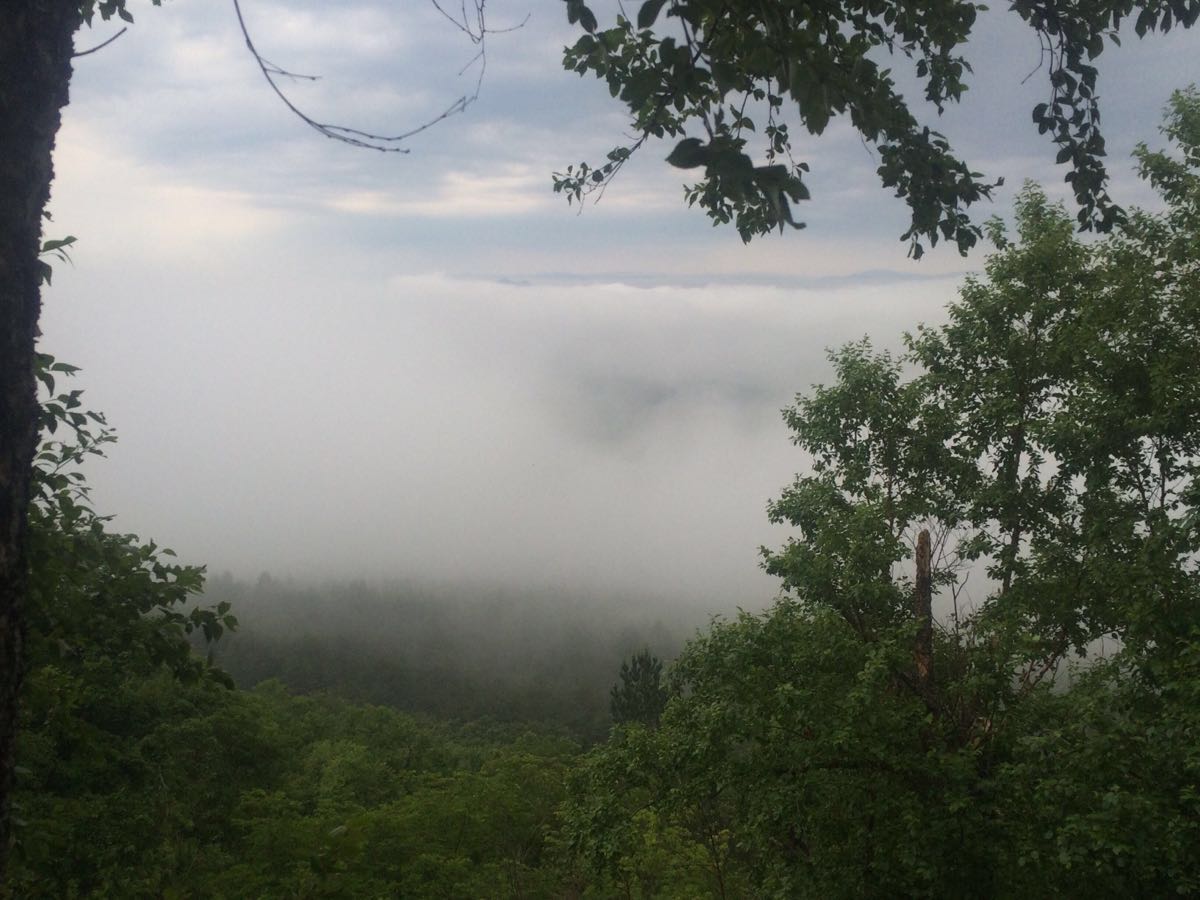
[42,256,960,606]
[37,0,1199,612]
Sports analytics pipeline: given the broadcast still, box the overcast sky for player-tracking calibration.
[40,0,1198,610]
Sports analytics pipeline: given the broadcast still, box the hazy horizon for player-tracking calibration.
[38,0,1199,608]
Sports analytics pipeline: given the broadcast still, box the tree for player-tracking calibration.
[562,92,1200,894]
[8,352,238,894]
[0,3,83,870]
[26,352,236,681]
[610,648,668,726]
[555,0,1198,254]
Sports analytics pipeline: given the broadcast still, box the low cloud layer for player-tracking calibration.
[40,0,1199,610]
[41,260,958,606]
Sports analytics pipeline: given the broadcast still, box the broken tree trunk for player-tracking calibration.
[914,529,933,688]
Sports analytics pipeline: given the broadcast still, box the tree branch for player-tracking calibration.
[73,27,127,58]
[231,0,523,152]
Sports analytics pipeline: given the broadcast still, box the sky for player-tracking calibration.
[40,0,1199,611]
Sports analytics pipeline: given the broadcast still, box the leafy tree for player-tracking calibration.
[569,606,983,897]
[562,92,1200,895]
[561,728,722,897]
[992,651,1200,896]
[610,648,669,726]
[556,0,1198,252]
[7,353,240,895]
[27,352,236,682]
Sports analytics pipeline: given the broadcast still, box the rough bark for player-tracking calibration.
[914,529,932,688]
[0,0,81,875]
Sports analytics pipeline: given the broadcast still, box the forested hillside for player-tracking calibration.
[15,670,584,896]
[9,88,1200,900]
[202,576,695,740]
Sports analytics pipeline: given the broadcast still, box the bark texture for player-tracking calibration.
[914,529,932,688]
[0,0,81,875]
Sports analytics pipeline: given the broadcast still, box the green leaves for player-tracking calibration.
[78,0,162,27]
[664,136,707,168]
[566,604,981,896]
[39,235,76,257]
[563,0,597,34]
[27,353,234,687]
[37,235,76,286]
[555,0,1001,251]
[559,0,1194,252]
[637,0,670,30]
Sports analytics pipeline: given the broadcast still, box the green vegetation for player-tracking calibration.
[561,89,1200,897]
[609,649,668,727]
[9,91,1200,896]
[557,0,1198,253]
[202,577,690,742]
[14,671,578,897]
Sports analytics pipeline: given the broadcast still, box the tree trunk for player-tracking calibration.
[0,0,81,875]
[914,529,932,688]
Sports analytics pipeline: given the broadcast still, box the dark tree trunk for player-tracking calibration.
[0,0,81,875]
[914,529,932,689]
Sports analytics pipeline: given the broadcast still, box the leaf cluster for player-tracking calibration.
[26,349,237,687]
[557,0,1196,256]
[77,0,160,27]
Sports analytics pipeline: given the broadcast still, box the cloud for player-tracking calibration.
[50,121,291,261]
[328,165,553,217]
[41,0,1200,614]
[41,255,960,608]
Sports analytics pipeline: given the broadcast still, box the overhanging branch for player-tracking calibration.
[73,26,127,58]
[232,0,525,152]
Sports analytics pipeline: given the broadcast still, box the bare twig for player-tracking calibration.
[1020,29,1051,85]
[232,0,524,152]
[73,26,127,58]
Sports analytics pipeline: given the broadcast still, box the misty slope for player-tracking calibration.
[201,575,712,737]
